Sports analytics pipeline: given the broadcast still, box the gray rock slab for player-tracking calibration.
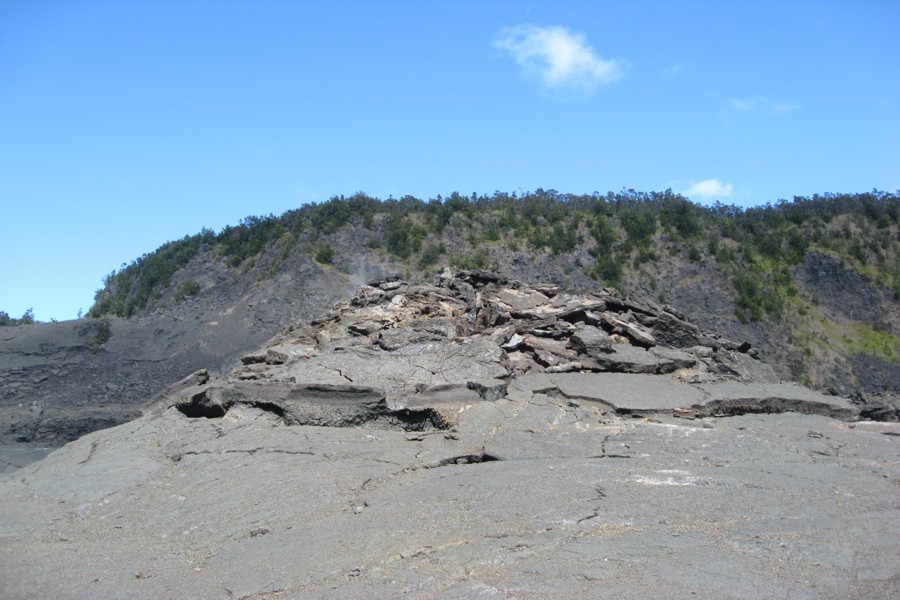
[567,325,612,355]
[588,343,692,374]
[511,374,860,421]
[0,443,54,474]
[485,424,615,461]
[697,381,859,420]
[390,383,482,410]
[1,407,897,599]
[551,373,708,414]
[488,288,550,312]
[651,311,701,348]
[649,346,698,370]
[275,339,508,400]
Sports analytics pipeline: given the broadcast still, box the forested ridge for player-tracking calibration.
[87,188,899,323]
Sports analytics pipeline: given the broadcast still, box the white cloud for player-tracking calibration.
[684,179,734,200]
[661,62,687,80]
[728,97,800,115]
[494,25,623,90]
[728,98,757,111]
[768,100,802,115]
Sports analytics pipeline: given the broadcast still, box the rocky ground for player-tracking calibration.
[3,240,897,476]
[2,270,897,598]
[0,253,365,472]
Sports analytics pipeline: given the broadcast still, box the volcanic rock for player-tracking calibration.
[567,325,613,355]
[1,270,896,599]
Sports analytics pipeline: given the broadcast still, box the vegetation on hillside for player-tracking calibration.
[88,189,900,330]
[88,230,215,318]
[0,308,36,326]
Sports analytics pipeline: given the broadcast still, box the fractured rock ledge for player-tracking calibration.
[1,270,895,599]
[145,268,857,425]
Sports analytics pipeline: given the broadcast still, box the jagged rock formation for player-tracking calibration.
[1,271,897,599]
[149,269,857,427]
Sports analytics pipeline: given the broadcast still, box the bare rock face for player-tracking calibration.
[2,271,897,599]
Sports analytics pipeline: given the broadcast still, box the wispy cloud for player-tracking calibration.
[661,62,687,80]
[728,97,801,115]
[768,100,802,115]
[683,179,734,200]
[494,25,623,90]
[728,98,757,112]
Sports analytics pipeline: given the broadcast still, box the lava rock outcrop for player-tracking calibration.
[149,269,856,425]
[1,270,896,599]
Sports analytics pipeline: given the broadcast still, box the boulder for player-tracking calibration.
[587,344,687,374]
[489,288,550,312]
[599,312,657,347]
[567,326,613,356]
[651,311,701,348]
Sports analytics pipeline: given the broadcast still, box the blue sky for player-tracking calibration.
[1,0,898,321]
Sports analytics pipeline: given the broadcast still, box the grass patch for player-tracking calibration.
[807,305,900,362]
[843,323,900,362]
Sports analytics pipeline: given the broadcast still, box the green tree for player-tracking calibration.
[385,214,413,259]
[418,243,446,268]
[620,208,657,250]
[315,243,335,264]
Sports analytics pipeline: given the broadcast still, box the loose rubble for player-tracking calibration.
[148,268,856,424]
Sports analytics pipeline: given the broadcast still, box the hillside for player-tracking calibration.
[3,189,898,468]
[88,189,899,410]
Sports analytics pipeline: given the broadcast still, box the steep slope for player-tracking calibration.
[89,190,900,403]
